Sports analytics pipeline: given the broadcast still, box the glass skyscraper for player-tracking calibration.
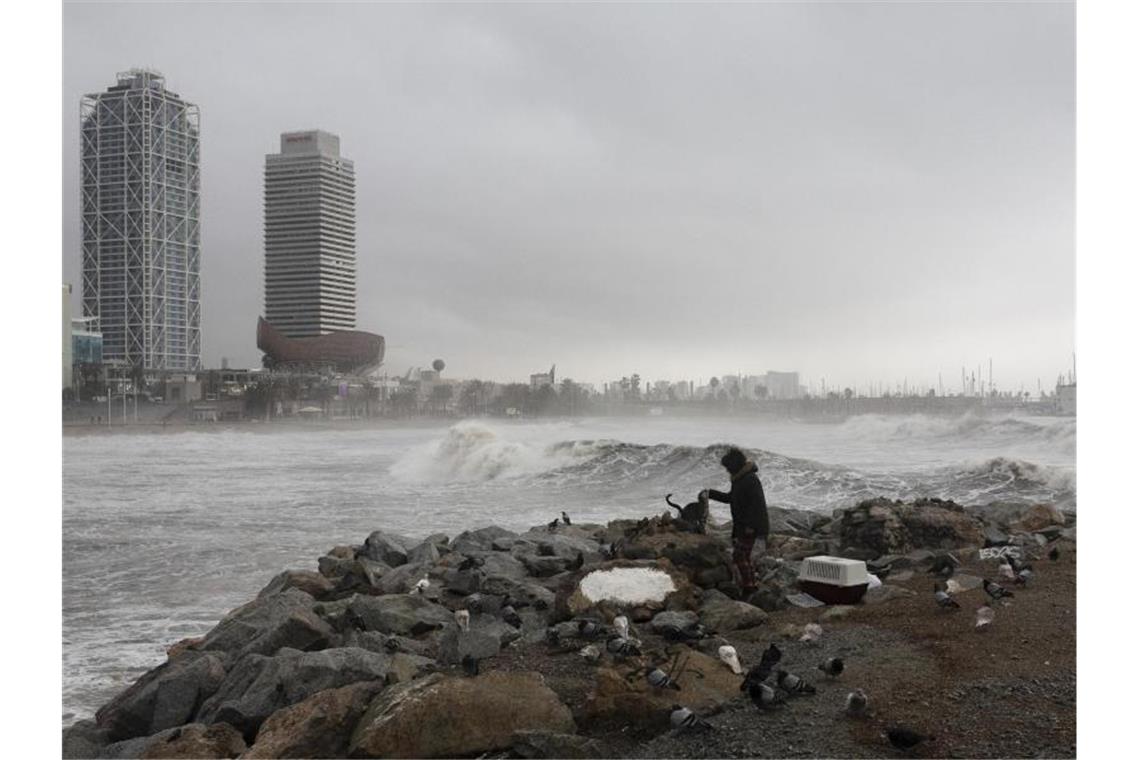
[80,69,201,372]
[264,130,356,338]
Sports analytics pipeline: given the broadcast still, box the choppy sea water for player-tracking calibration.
[62,413,1074,723]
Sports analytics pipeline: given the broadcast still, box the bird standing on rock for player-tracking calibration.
[577,619,605,639]
[562,511,572,525]
[461,654,479,677]
[613,616,630,640]
[817,657,844,678]
[776,669,817,695]
[647,667,682,691]
[1049,546,1060,561]
[454,609,470,632]
[746,680,784,710]
[934,585,961,610]
[570,551,584,571]
[607,635,641,658]
[845,689,868,718]
[410,578,430,595]
[547,518,560,532]
[885,726,932,752]
[670,705,713,733]
[743,644,783,689]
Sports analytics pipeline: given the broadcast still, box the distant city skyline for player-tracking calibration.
[63,2,1074,390]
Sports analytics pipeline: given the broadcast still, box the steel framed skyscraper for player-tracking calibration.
[264,130,356,338]
[80,69,201,372]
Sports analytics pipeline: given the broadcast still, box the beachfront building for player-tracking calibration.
[765,371,801,400]
[80,69,201,372]
[264,130,357,338]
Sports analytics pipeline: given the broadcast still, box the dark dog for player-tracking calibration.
[665,492,709,534]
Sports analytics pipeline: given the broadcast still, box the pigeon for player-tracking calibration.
[975,604,995,630]
[934,585,961,610]
[647,667,682,691]
[1014,568,1033,586]
[817,657,844,678]
[741,644,783,690]
[613,615,630,641]
[500,605,523,629]
[544,627,562,646]
[717,645,743,675]
[577,619,606,640]
[885,726,932,751]
[746,680,784,710]
[845,689,868,718]
[578,644,601,663]
[799,623,823,643]
[382,636,401,653]
[569,551,584,571]
[776,669,817,696]
[670,705,713,733]
[562,511,572,525]
[410,578,430,595]
[454,609,470,632]
[1048,546,1060,561]
[983,579,1014,601]
[547,518,559,532]
[606,635,641,658]
[461,654,479,677]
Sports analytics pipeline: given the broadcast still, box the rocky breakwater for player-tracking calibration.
[64,497,1075,759]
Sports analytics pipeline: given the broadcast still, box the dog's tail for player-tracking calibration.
[665,494,682,511]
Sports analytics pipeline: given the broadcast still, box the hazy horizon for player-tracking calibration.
[62,1,1074,391]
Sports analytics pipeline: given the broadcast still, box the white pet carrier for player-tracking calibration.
[797,556,870,605]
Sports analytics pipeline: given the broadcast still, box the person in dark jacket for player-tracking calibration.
[704,446,769,595]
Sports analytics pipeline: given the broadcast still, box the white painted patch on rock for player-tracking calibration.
[578,568,676,604]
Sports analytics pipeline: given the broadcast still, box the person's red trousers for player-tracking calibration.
[733,532,759,592]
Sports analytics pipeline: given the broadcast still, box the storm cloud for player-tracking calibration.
[62,1,1074,392]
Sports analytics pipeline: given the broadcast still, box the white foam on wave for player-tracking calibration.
[388,422,589,483]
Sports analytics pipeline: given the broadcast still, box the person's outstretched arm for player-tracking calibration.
[705,488,730,504]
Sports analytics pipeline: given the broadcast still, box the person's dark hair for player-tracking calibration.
[720,447,747,474]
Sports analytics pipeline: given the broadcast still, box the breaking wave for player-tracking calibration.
[389,423,1075,512]
[837,413,1075,454]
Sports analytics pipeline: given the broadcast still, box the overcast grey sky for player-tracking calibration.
[62,1,1074,392]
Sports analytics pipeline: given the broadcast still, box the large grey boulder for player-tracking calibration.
[256,569,335,601]
[243,680,388,759]
[94,651,227,742]
[348,594,454,636]
[649,610,700,636]
[62,719,111,759]
[471,612,523,646]
[438,625,502,665]
[406,540,442,565]
[376,562,433,595]
[361,530,410,567]
[349,672,575,758]
[518,530,602,563]
[128,722,245,759]
[699,598,768,632]
[196,647,397,740]
[200,587,334,659]
[480,576,555,610]
[451,526,519,554]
